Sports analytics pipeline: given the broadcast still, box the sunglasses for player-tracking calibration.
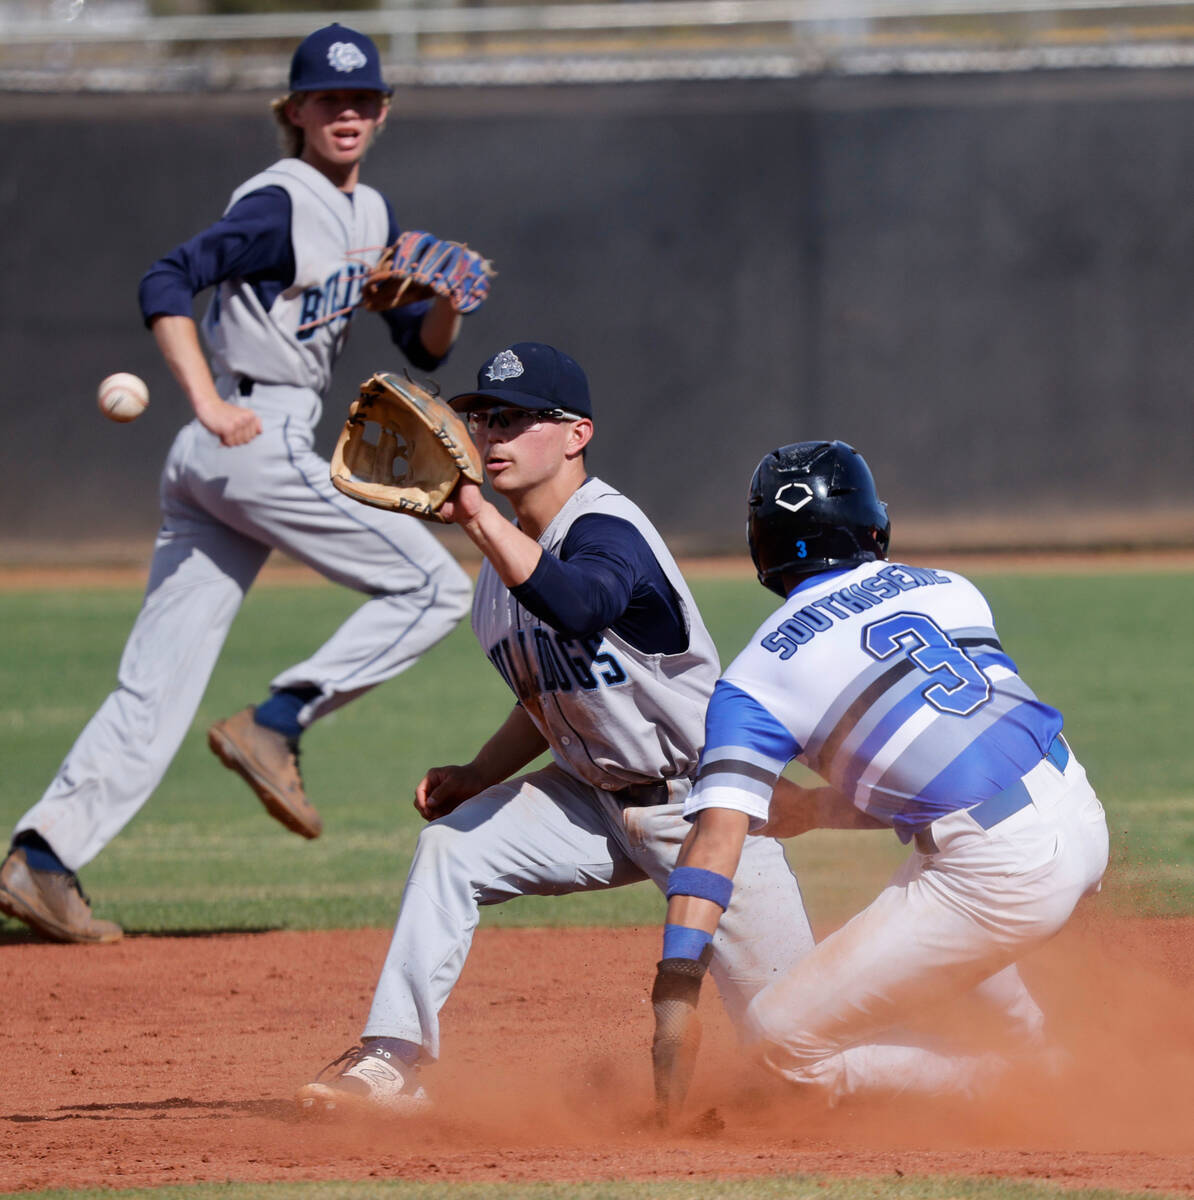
[466,407,585,435]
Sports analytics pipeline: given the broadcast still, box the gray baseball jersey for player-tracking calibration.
[472,477,719,790]
[203,157,388,403]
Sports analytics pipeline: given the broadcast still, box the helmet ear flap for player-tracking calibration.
[875,503,892,557]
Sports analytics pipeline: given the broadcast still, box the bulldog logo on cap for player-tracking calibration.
[328,41,368,72]
[486,350,524,383]
[290,25,390,93]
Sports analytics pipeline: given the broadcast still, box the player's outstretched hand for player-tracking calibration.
[756,779,821,839]
[758,778,887,838]
[197,396,263,447]
[436,479,486,526]
[415,763,487,821]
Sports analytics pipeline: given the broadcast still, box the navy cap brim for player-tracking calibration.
[449,388,569,413]
[289,81,393,94]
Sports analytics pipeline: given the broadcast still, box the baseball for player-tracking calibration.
[97,372,150,423]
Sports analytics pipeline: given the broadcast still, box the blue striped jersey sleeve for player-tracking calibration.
[684,680,802,829]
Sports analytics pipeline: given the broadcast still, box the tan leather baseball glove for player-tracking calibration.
[330,372,483,522]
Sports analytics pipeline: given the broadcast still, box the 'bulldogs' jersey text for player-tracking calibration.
[202,159,389,397]
[472,479,720,791]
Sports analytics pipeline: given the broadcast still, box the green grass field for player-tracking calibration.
[3,565,1192,1200]
[1,564,1191,937]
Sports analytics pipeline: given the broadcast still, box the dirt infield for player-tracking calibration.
[1,911,1192,1195]
[2,554,1192,1195]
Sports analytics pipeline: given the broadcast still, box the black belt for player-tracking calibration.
[237,376,254,397]
[612,780,675,807]
[914,734,1070,855]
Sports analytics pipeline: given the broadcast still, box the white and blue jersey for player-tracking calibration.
[685,562,1063,842]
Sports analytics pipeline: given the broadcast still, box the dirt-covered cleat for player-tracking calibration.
[296,1043,430,1117]
[207,706,322,839]
[0,847,123,944]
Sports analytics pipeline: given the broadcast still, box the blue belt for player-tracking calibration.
[915,734,1069,852]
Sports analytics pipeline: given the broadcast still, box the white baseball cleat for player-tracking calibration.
[296,1043,430,1118]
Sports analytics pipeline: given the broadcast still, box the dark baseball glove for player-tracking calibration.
[330,372,483,522]
[360,231,495,315]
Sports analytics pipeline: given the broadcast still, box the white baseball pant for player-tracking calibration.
[745,745,1109,1102]
[363,763,816,1059]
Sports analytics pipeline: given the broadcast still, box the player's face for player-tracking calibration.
[469,407,591,495]
[289,90,389,178]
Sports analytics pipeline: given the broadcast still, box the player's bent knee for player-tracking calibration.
[743,1005,842,1094]
[742,984,783,1045]
[744,990,834,1063]
[756,1041,846,1096]
[408,815,490,888]
[437,561,472,620]
[405,555,470,624]
[409,828,517,912]
[410,819,464,865]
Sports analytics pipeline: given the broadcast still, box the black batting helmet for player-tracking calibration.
[747,440,891,596]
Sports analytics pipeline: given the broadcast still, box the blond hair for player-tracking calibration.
[271,93,305,158]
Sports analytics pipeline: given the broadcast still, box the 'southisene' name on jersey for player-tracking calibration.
[687,561,1063,841]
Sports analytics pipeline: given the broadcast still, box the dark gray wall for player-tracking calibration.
[3,71,1193,557]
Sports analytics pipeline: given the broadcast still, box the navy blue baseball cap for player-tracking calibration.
[289,24,391,94]
[450,343,592,417]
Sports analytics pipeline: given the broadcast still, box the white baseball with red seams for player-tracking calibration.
[97,373,149,422]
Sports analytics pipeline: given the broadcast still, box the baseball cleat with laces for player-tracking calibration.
[296,1042,430,1117]
[207,706,322,839]
[0,846,123,944]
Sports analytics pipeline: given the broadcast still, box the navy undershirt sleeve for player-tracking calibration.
[137,186,446,370]
[138,187,295,325]
[510,514,689,655]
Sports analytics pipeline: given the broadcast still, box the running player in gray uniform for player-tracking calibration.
[295,342,814,1116]
[0,25,476,946]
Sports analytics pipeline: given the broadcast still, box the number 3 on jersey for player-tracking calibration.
[862,613,992,716]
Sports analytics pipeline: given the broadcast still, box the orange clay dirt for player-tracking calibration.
[1,909,1192,1195]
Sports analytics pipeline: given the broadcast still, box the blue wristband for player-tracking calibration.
[666,865,734,911]
[662,923,713,962]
